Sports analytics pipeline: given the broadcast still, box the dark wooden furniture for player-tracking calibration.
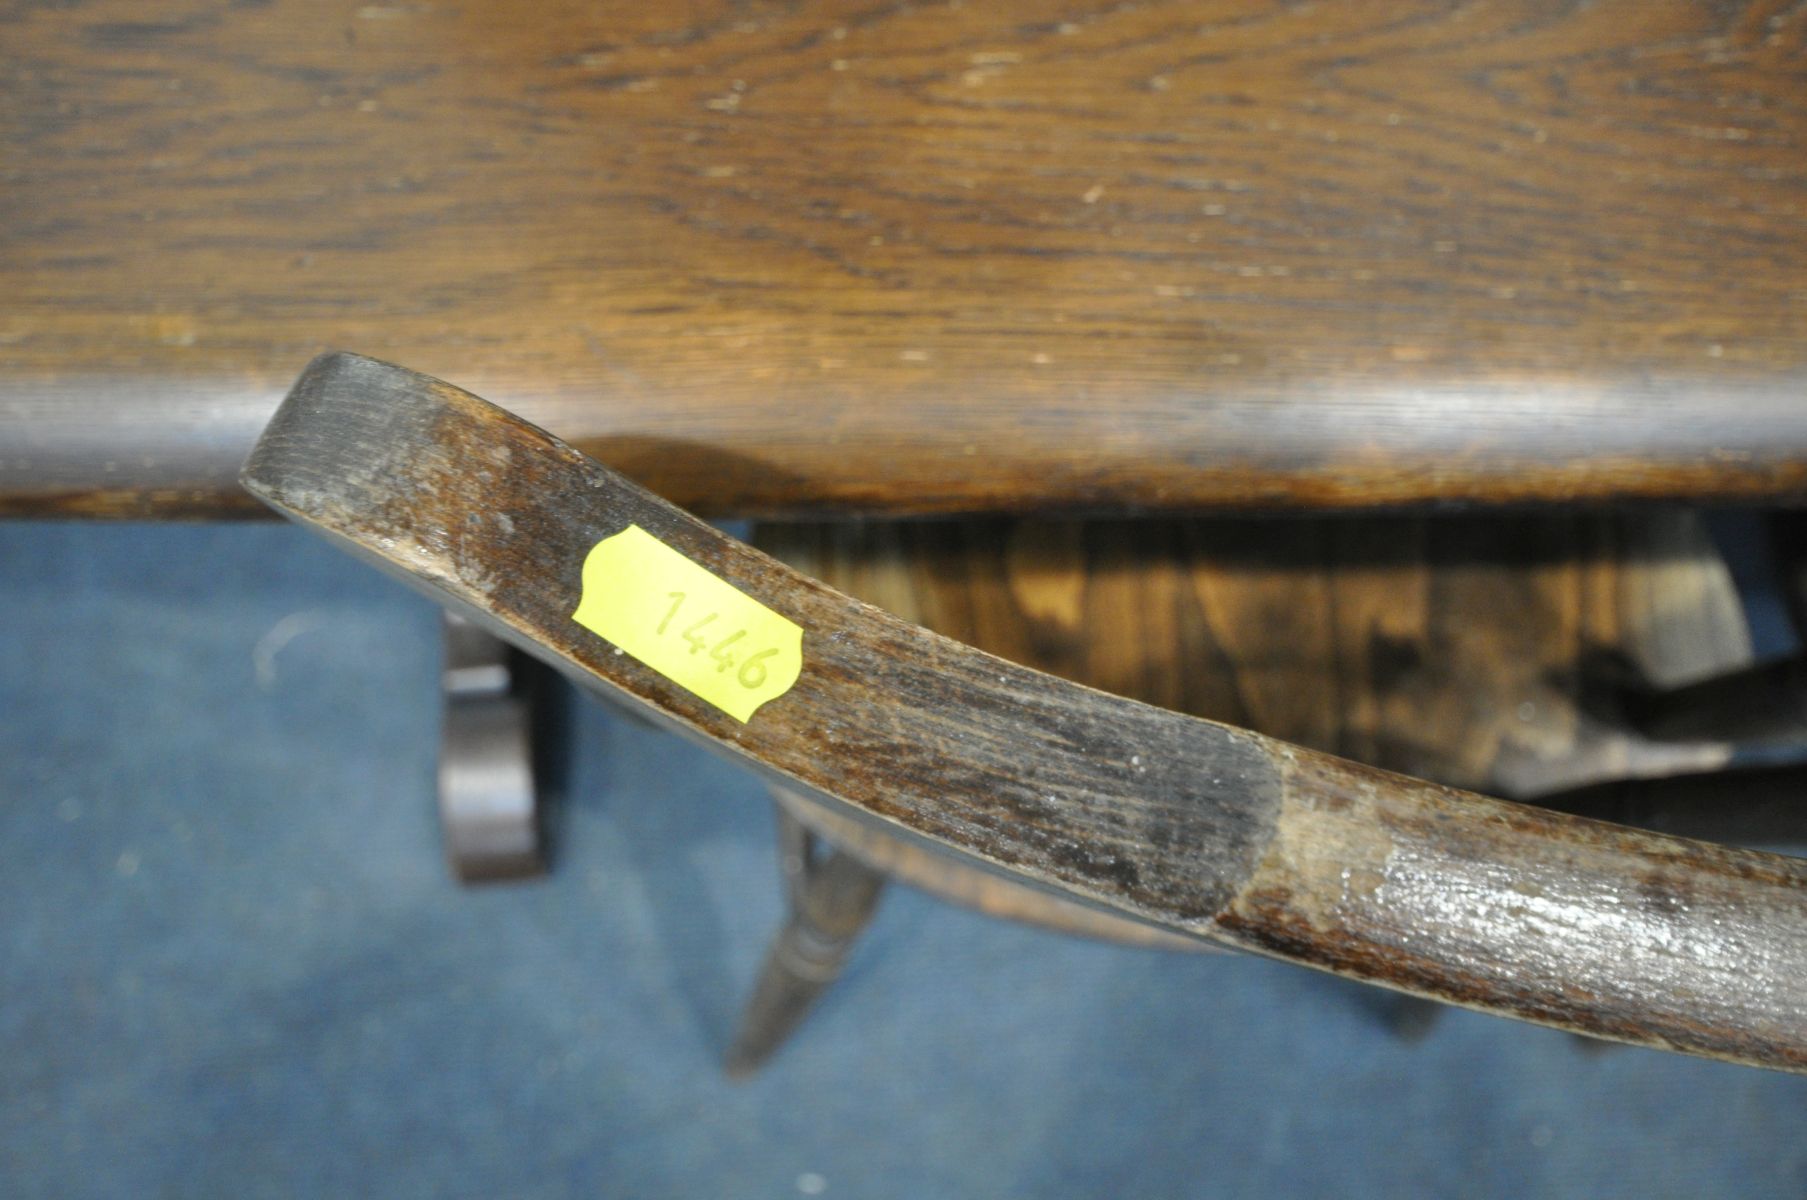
[733,509,1772,1067]
[242,354,1807,1074]
[9,2,1806,1074]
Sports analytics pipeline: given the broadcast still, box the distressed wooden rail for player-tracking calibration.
[8,0,1807,516]
[243,354,1807,1072]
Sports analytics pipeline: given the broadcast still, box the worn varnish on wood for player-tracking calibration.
[752,514,1756,954]
[9,1,1807,516]
[243,355,1807,1073]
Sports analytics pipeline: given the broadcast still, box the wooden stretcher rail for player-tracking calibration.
[243,354,1807,1073]
[9,0,1807,517]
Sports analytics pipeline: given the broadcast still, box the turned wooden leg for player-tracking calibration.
[724,801,887,1077]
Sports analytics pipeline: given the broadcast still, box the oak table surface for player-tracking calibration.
[6,0,1807,516]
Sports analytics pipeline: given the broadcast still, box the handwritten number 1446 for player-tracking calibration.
[657,592,777,688]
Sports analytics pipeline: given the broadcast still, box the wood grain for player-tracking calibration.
[8,1,1807,516]
[753,513,1756,953]
[242,354,1807,1071]
[754,514,1752,797]
[772,782,1212,952]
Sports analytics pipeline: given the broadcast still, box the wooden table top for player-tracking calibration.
[5,0,1807,517]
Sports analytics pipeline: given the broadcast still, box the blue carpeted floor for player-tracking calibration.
[2,523,1803,1198]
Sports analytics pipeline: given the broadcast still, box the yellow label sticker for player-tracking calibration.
[572,524,803,722]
